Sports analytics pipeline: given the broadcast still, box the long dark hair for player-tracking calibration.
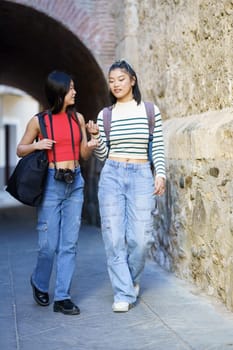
[45,70,76,115]
[108,60,141,105]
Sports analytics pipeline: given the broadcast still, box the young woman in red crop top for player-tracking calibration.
[17,71,98,315]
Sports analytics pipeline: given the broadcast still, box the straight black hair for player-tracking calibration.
[108,60,142,105]
[45,70,76,115]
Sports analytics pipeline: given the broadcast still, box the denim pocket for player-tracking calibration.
[137,166,153,179]
[36,221,48,249]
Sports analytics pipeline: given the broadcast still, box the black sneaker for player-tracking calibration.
[53,299,80,315]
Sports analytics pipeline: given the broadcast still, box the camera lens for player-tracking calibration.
[64,170,75,184]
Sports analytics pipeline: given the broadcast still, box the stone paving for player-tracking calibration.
[1,195,233,350]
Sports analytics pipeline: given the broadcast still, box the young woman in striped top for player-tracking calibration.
[87,60,166,312]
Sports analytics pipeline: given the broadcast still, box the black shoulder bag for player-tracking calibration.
[5,112,49,206]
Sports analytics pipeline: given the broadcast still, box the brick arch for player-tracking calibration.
[0,0,115,120]
[12,0,115,68]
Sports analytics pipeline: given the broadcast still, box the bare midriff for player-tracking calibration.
[108,156,148,164]
[48,160,79,169]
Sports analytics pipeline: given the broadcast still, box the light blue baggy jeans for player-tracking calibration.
[31,167,84,301]
[98,159,155,304]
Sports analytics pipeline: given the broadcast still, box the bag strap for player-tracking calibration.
[144,102,155,136]
[37,111,48,139]
[47,112,56,166]
[144,102,155,172]
[102,106,113,150]
[103,106,112,141]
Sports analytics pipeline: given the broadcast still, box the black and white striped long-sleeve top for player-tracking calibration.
[93,100,166,178]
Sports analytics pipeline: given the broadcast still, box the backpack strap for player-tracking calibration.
[144,101,155,135]
[144,102,155,173]
[102,106,113,151]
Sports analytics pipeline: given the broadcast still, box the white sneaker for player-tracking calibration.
[134,284,140,297]
[112,301,129,312]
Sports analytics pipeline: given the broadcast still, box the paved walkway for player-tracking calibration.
[0,189,21,208]
[1,193,233,349]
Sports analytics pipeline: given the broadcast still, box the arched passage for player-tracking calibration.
[0,0,110,120]
[0,0,112,224]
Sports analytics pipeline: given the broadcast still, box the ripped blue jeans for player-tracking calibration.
[98,159,155,304]
[31,167,84,301]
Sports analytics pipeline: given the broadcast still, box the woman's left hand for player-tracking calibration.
[154,176,166,196]
[86,120,99,136]
[87,138,99,150]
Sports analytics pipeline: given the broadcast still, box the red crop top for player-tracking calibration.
[40,112,81,163]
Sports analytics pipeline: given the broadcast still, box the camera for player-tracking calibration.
[54,168,75,184]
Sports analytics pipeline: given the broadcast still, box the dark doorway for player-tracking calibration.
[4,124,17,185]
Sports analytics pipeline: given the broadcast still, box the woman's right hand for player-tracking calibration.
[36,138,56,150]
[17,116,55,157]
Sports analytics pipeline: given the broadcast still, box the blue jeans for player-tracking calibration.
[31,167,84,301]
[98,159,155,303]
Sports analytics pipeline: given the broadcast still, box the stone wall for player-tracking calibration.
[137,0,233,120]
[112,0,233,117]
[113,0,233,310]
[154,108,233,309]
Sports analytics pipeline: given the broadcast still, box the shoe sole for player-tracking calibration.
[112,308,129,313]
